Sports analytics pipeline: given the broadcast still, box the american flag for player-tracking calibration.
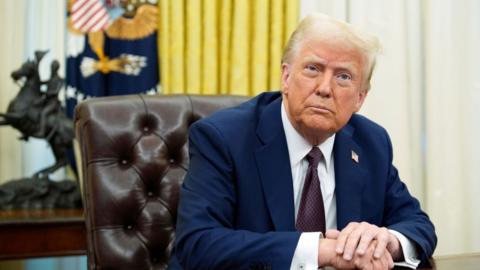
[71,0,110,33]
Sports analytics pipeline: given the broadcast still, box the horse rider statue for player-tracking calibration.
[0,51,74,178]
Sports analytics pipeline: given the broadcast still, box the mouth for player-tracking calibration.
[308,105,333,114]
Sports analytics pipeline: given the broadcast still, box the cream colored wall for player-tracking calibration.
[423,0,480,256]
[0,1,28,184]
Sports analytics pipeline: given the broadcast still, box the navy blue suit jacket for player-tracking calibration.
[170,92,436,269]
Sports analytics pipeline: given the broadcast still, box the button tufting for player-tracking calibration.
[77,95,249,269]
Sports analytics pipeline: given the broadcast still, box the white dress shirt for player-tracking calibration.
[280,102,420,270]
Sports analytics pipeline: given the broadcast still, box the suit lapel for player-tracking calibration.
[254,97,296,231]
[334,123,369,229]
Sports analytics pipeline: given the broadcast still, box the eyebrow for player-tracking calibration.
[302,56,358,74]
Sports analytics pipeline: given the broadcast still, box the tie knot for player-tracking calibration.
[306,147,322,167]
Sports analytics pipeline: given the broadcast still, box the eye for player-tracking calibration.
[305,64,318,71]
[303,64,319,76]
[336,73,352,81]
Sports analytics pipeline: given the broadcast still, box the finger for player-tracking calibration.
[359,239,377,268]
[343,225,368,261]
[356,228,376,255]
[354,252,367,269]
[335,222,359,254]
[372,247,393,270]
[325,229,340,239]
[354,253,369,269]
[373,229,390,259]
[378,253,388,270]
[385,250,394,269]
[343,222,374,259]
[380,252,393,270]
[386,233,402,261]
[371,257,385,270]
[367,263,374,270]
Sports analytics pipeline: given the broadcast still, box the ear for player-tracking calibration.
[354,89,368,112]
[281,63,290,94]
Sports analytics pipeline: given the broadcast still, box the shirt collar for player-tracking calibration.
[281,100,335,171]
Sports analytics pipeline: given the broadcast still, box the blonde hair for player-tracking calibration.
[282,13,381,90]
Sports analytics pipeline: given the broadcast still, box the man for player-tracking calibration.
[169,13,436,270]
[31,60,64,140]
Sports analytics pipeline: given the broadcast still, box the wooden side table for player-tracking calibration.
[0,209,86,259]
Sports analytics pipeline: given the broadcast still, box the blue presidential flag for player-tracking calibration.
[66,0,159,118]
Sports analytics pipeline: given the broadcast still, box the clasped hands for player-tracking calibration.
[318,222,403,270]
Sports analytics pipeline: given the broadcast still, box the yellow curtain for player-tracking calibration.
[158,0,299,96]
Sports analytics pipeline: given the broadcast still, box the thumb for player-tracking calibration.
[325,229,340,239]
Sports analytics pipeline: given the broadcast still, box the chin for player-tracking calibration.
[304,123,336,135]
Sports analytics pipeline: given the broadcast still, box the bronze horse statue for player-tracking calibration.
[0,51,74,178]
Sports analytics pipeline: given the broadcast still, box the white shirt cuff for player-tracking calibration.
[389,229,421,269]
[290,232,321,270]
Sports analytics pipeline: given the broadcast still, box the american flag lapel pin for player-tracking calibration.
[351,150,359,163]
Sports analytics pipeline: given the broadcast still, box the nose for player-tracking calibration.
[315,70,333,97]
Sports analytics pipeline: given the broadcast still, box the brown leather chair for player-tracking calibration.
[74,94,248,270]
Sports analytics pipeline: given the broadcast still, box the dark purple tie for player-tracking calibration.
[296,147,326,234]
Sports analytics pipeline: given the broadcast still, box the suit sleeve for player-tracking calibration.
[382,131,437,268]
[174,120,301,270]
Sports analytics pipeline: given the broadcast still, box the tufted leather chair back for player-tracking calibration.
[74,94,248,270]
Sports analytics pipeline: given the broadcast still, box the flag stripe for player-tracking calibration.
[71,0,97,21]
[72,2,99,26]
[78,5,106,31]
[71,0,110,33]
[71,0,91,15]
[85,10,109,32]
[73,2,103,28]
[89,15,109,32]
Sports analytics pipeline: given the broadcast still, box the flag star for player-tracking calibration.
[66,86,77,99]
[58,87,66,103]
[77,92,85,102]
[146,88,157,95]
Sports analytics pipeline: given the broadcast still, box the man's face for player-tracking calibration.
[281,37,368,144]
